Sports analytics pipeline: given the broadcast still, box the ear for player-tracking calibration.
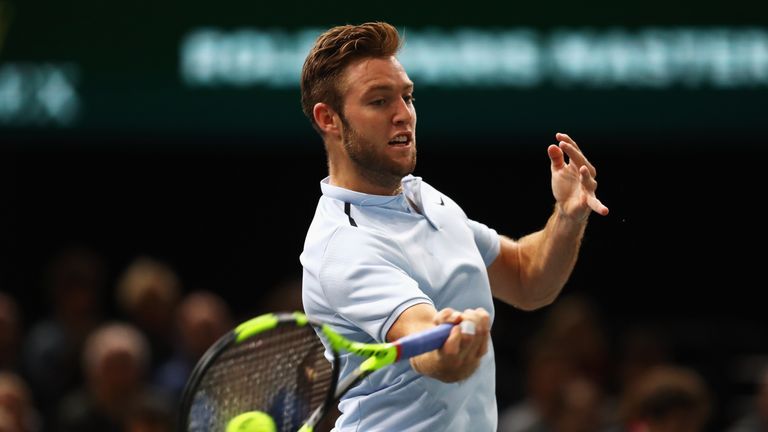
[313,103,341,137]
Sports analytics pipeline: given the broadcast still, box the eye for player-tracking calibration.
[370,98,386,106]
[403,95,415,105]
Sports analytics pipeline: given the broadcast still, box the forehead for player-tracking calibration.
[340,56,413,96]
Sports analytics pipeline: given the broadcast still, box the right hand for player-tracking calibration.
[411,307,490,382]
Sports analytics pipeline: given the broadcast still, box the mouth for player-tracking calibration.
[388,132,413,147]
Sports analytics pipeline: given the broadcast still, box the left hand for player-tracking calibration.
[548,132,609,221]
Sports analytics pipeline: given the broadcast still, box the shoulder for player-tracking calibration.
[323,225,407,266]
[303,215,408,280]
[304,197,359,250]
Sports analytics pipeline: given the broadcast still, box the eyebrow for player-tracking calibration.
[363,83,415,95]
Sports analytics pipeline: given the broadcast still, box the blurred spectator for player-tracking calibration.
[21,246,106,422]
[116,256,181,370]
[614,324,672,393]
[123,393,175,432]
[253,274,303,317]
[615,364,711,432]
[55,322,172,432]
[604,323,673,427]
[499,293,612,432]
[498,332,577,432]
[153,290,232,401]
[727,364,768,432]
[550,376,608,432]
[0,371,41,432]
[0,293,21,371]
[539,294,610,388]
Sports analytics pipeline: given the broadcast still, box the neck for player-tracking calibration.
[328,173,402,196]
[328,159,402,196]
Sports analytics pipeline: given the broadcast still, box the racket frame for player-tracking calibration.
[179,311,453,432]
[177,312,340,432]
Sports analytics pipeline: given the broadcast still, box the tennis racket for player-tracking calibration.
[177,311,454,432]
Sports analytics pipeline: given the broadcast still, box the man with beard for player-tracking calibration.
[299,21,609,431]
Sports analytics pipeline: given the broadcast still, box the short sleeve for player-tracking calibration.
[466,219,500,267]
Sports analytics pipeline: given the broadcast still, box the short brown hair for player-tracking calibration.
[300,22,402,134]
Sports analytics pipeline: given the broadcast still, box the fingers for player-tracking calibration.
[555,133,597,178]
[459,320,476,335]
[474,332,489,358]
[578,165,599,208]
[579,165,597,189]
[559,142,597,177]
[552,134,609,218]
[457,308,490,361]
[556,132,579,149]
[434,307,490,360]
[434,308,462,355]
[456,308,489,334]
[579,166,610,216]
[434,308,460,325]
[588,195,610,216]
[547,144,566,170]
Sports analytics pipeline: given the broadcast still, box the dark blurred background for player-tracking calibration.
[1,0,767,431]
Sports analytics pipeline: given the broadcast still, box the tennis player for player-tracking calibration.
[299,21,609,431]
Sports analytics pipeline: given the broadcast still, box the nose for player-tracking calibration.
[392,98,415,125]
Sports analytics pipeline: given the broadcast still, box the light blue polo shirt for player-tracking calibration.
[300,174,501,431]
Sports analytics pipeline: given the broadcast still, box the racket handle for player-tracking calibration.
[396,323,454,360]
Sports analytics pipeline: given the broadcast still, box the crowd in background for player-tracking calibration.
[1,245,767,432]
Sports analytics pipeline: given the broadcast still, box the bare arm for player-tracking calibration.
[386,303,490,382]
[489,133,609,310]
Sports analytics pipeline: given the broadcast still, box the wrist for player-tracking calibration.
[555,204,589,223]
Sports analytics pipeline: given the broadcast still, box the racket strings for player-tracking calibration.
[187,324,332,432]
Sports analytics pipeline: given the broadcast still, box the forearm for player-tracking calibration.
[491,204,587,309]
[529,203,587,286]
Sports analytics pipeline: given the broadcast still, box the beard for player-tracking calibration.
[340,114,416,191]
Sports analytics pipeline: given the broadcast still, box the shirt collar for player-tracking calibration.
[403,175,440,229]
[320,176,439,229]
[320,176,407,210]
